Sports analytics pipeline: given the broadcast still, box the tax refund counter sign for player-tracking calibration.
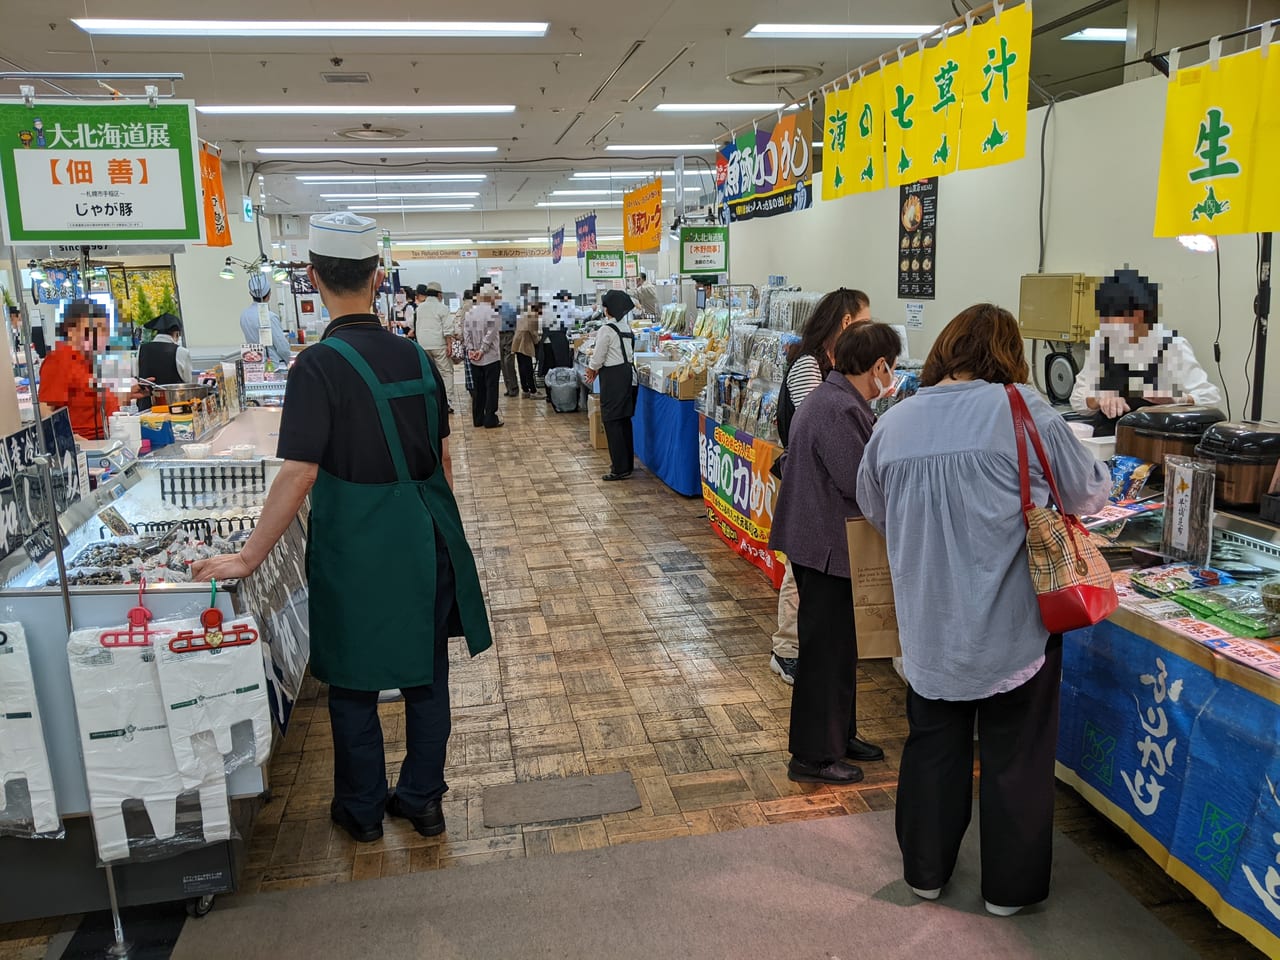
[0,101,204,244]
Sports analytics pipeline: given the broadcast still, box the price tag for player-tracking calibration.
[98,506,134,537]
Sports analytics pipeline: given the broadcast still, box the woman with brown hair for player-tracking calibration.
[857,304,1109,916]
[513,293,543,397]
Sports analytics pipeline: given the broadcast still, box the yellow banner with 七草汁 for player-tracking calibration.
[822,85,856,201]
[1154,46,1280,236]
[915,29,973,179]
[957,1,1031,171]
[623,177,663,254]
[882,52,927,186]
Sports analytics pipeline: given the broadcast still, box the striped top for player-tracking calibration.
[786,354,825,408]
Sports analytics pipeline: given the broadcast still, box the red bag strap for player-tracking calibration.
[1007,384,1034,520]
[1005,384,1086,551]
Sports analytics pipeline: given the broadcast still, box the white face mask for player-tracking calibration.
[874,364,896,400]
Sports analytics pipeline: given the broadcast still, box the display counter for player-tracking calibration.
[1057,515,1280,957]
[634,384,700,497]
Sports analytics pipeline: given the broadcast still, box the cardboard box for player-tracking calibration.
[587,398,607,450]
[670,369,707,401]
[846,518,902,660]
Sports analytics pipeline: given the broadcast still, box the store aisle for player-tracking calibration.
[0,389,1261,959]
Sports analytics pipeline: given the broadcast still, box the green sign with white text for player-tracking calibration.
[585,249,624,280]
[0,100,203,244]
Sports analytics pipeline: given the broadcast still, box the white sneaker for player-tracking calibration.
[985,901,1022,917]
[910,887,942,901]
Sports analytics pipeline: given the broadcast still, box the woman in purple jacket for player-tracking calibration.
[769,322,902,785]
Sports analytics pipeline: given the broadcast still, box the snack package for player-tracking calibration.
[1130,564,1237,599]
[1109,456,1156,502]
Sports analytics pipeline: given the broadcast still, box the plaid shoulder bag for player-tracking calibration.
[1006,384,1118,633]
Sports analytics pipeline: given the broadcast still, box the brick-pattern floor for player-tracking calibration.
[0,388,1264,958]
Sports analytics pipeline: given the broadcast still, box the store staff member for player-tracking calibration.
[39,298,120,441]
[239,273,293,367]
[634,272,659,318]
[585,289,637,481]
[138,313,192,385]
[1071,269,1221,434]
[193,212,493,844]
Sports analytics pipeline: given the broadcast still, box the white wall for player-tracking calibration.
[729,75,1278,419]
[172,210,268,351]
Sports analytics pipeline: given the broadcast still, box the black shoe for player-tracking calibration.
[602,472,632,481]
[330,799,383,843]
[387,793,446,837]
[485,420,505,429]
[787,758,864,785]
[770,653,798,685]
[846,736,885,763]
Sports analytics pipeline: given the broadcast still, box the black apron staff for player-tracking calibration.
[593,290,637,482]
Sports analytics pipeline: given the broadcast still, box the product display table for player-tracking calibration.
[634,384,700,497]
[1057,606,1280,956]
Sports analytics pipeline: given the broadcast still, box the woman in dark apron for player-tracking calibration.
[585,290,637,481]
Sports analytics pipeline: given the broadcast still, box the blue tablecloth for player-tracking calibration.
[1057,610,1280,955]
[634,385,700,497]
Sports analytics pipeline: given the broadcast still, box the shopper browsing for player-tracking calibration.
[1070,268,1221,433]
[585,290,638,481]
[513,290,543,397]
[193,211,492,845]
[239,273,293,367]
[464,282,504,428]
[498,293,519,398]
[634,272,659,318]
[857,304,1109,916]
[769,321,900,786]
[769,287,871,686]
[415,282,457,413]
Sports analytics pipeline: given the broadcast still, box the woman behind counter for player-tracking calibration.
[38,298,120,441]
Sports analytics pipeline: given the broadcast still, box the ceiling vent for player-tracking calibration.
[728,65,823,86]
[336,125,408,141]
[322,71,373,84]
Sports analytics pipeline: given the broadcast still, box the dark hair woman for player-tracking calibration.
[769,321,902,787]
[858,304,1110,917]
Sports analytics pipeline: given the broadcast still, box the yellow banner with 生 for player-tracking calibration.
[1153,46,1280,236]
[882,53,927,187]
[957,1,1031,171]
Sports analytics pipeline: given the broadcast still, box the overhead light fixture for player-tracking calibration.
[1177,234,1218,253]
[296,174,488,183]
[258,261,272,273]
[571,170,672,179]
[199,104,514,115]
[346,203,475,211]
[219,259,236,280]
[550,188,674,196]
[604,144,716,152]
[536,200,623,208]
[320,192,482,200]
[257,146,498,155]
[1063,27,1128,42]
[272,264,290,282]
[654,103,786,112]
[72,19,549,38]
[26,260,45,281]
[745,23,937,39]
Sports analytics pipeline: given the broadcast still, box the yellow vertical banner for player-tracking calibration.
[1252,45,1280,232]
[882,51,927,186]
[957,1,1032,171]
[623,177,663,253]
[915,29,973,179]
[1153,48,1276,236]
[847,69,887,194]
[822,86,856,201]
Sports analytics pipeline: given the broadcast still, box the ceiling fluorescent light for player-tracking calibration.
[1063,27,1128,42]
[297,174,487,183]
[525,236,550,242]
[258,146,498,155]
[571,170,670,179]
[604,144,716,152]
[392,238,475,246]
[597,236,624,242]
[320,192,481,199]
[200,104,514,115]
[745,23,937,39]
[347,203,475,211]
[72,19,549,38]
[551,188,674,196]
[654,103,785,112]
[537,200,623,208]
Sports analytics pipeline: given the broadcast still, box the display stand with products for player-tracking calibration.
[633,385,701,498]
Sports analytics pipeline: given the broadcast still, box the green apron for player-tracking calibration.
[305,336,492,691]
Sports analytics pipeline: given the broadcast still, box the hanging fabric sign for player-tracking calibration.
[916,29,973,179]
[623,178,663,254]
[198,140,231,248]
[575,214,597,259]
[822,86,856,201]
[846,69,887,194]
[715,108,813,222]
[551,226,565,264]
[882,52,927,187]
[957,1,1032,172]
[1154,45,1280,236]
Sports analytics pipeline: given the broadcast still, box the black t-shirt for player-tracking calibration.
[277,315,450,482]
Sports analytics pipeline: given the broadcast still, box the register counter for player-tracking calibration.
[1057,517,1280,956]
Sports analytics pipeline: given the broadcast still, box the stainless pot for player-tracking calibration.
[151,383,213,405]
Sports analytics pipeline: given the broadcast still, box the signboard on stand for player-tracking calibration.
[715,108,813,222]
[897,178,938,299]
[0,100,204,244]
[680,226,729,274]
[585,250,624,280]
[697,415,784,588]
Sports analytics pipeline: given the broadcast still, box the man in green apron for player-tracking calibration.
[194,212,492,844]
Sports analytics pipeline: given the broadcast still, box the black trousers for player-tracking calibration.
[499,332,517,393]
[789,563,858,763]
[603,417,634,476]
[328,533,457,828]
[896,638,1063,907]
[516,353,537,393]
[471,360,502,427]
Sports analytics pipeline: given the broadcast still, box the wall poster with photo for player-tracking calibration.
[897,178,938,300]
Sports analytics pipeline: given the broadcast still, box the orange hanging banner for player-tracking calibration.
[623,177,663,254]
[198,140,231,247]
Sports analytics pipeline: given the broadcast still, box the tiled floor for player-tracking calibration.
[0,386,1264,958]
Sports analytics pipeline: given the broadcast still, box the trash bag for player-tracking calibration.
[545,368,579,413]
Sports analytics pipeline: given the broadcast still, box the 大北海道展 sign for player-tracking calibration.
[585,250,624,280]
[679,226,729,274]
[0,100,204,245]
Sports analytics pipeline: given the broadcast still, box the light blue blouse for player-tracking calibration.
[857,381,1110,701]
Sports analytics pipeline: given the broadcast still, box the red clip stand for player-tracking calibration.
[100,579,154,648]
[168,608,259,655]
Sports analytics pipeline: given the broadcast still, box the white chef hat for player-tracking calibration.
[308,212,379,260]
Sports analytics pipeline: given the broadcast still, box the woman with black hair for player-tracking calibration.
[38,298,120,440]
[769,287,871,686]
